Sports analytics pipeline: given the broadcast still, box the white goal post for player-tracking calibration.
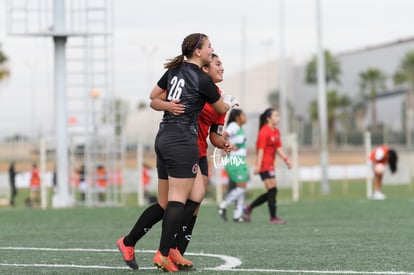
[364,131,373,199]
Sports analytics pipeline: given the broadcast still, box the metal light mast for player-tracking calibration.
[315,0,330,193]
[6,0,115,207]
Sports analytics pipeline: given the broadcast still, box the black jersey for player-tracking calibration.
[157,62,220,129]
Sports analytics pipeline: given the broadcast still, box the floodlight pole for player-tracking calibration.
[52,0,74,207]
[315,0,330,194]
[240,16,247,108]
[364,131,373,198]
[278,0,288,137]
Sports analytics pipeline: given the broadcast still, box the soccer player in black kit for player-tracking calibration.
[117,33,233,272]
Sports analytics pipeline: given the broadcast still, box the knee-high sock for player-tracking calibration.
[178,215,197,255]
[124,203,164,246]
[267,187,277,218]
[219,187,245,209]
[175,200,200,253]
[159,201,184,256]
[249,191,268,210]
[233,188,246,219]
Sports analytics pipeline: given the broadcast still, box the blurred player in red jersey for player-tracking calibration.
[369,145,398,200]
[116,53,236,270]
[142,163,157,203]
[244,108,291,224]
[28,163,41,207]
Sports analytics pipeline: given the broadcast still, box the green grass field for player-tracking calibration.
[1,182,414,274]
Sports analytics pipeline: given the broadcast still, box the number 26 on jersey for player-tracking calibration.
[168,76,185,101]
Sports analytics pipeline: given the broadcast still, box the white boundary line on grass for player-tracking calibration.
[0,246,240,270]
[0,246,413,274]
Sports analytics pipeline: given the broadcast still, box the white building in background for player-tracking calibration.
[219,59,283,149]
[292,37,414,133]
[219,59,288,113]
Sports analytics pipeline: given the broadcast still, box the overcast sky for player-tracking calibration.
[0,0,414,138]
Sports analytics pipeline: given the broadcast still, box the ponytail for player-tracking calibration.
[164,33,207,69]
[259,108,274,130]
[164,55,185,69]
[388,149,398,174]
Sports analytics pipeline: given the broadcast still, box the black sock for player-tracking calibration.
[159,201,184,256]
[124,203,164,246]
[178,215,197,254]
[250,192,268,210]
[267,187,277,218]
[176,199,200,254]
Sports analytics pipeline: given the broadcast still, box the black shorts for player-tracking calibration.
[259,170,276,181]
[155,124,199,179]
[198,156,209,176]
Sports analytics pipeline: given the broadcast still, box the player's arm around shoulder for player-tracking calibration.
[211,96,230,114]
[149,85,165,100]
[150,90,185,116]
[211,94,239,114]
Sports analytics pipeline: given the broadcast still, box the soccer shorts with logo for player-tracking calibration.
[155,124,199,179]
[225,156,249,183]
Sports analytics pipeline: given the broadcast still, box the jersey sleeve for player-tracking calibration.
[198,73,221,104]
[157,70,169,90]
[214,112,226,125]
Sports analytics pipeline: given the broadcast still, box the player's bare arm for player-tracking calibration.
[210,132,232,154]
[276,148,291,169]
[150,92,185,116]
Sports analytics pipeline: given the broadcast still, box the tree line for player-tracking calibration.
[304,50,414,146]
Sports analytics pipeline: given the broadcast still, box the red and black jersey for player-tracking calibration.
[256,124,282,172]
[197,86,225,158]
[157,62,220,129]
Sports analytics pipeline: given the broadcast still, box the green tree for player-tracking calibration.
[359,67,386,131]
[394,51,414,147]
[0,43,10,81]
[305,50,341,85]
[310,90,350,145]
[305,50,342,145]
[394,51,414,85]
[4,134,29,143]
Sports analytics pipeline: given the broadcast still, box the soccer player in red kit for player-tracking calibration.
[244,107,291,224]
[369,145,398,200]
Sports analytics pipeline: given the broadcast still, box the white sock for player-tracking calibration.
[220,187,244,209]
[233,188,246,219]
